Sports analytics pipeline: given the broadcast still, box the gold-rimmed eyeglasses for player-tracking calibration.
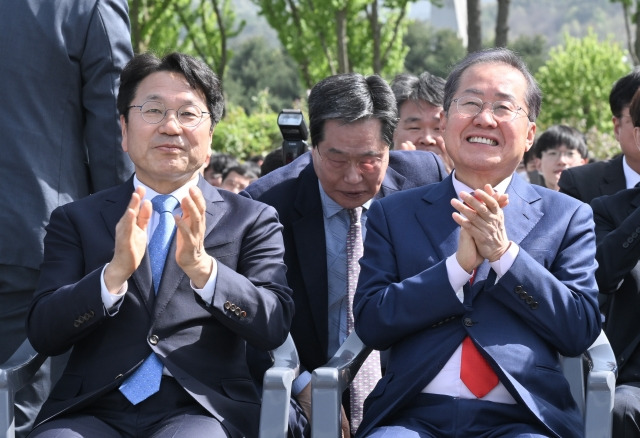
[453,95,529,122]
[128,101,211,128]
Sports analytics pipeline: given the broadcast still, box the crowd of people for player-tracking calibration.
[3,3,640,438]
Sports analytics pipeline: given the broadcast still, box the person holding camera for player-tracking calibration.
[242,72,447,437]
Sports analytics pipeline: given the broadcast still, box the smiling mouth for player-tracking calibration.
[468,136,498,146]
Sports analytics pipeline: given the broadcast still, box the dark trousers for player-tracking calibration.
[364,393,552,438]
[28,377,229,438]
[613,383,640,438]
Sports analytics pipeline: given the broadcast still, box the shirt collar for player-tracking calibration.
[450,170,512,198]
[133,174,199,206]
[623,155,640,189]
[318,180,373,219]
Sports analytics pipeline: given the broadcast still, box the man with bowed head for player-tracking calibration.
[243,72,447,436]
[353,48,601,437]
[25,52,293,438]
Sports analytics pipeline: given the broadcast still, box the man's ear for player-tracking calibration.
[120,115,128,152]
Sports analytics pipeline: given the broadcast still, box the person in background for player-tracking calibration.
[390,71,454,173]
[0,1,134,436]
[559,68,640,202]
[590,87,640,438]
[242,72,447,437]
[26,52,293,438]
[532,125,588,191]
[353,48,600,438]
[203,153,239,187]
[220,164,259,194]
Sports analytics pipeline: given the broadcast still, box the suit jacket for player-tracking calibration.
[558,154,625,203]
[353,174,601,438]
[591,188,640,383]
[242,150,447,373]
[0,0,134,270]
[26,177,294,438]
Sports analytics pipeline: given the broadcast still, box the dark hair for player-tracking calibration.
[391,71,445,111]
[610,68,640,118]
[443,48,541,122]
[307,73,397,148]
[533,125,588,159]
[117,52,224,131]
[222,164,259,182]
[629,88,640,127]
[206,153,239,174]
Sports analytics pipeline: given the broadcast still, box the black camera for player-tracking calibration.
[277,109,309,164]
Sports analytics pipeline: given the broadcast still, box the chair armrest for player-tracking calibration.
[259,334,300,438]
[583,330,617,438]
[311,331,371,438]
[0,339,47,438]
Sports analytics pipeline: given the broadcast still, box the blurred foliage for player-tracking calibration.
[402,20,466,78]
[508,34,547,75]
[224,38,305,114]
[212,90,299,160]
[535,30,630,159]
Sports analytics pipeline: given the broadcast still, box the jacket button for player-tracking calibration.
[463,317,473,327]
[623,242,630,248]
[525,296,534,305]
[149,335,159,345]
[234,308,241,316]
[530,301,539,309]
[515,285,523,293]
[224,301,231,310]
[240,311,247,318]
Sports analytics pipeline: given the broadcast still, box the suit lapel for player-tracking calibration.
[100,179,156,314]
[292,164,330,353]
[153,177,224,317]
[417,176,460,260]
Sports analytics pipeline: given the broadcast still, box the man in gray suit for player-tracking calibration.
[0,1,133,435]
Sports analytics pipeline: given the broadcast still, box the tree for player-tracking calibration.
[403,20,466,78]
[610,0,640,65]
[494,0,511,47]
[250,0,415,88]
[224,37,305,114]
[508,34,546,74]
[535,31,630,159]
[128,0,244,82]
[466,0,482,52]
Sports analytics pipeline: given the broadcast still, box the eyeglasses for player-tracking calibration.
[316,148,384,174]
[541,150,582,160]
[128,101,211,127]
[452,95,529,122]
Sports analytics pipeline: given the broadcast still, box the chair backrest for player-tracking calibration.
[1,335,300,438]
[311,330,617,438]
[259,333,300,438]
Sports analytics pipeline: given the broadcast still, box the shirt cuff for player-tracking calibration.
[489,241,519,279]
[446,254,473,302]
[191,257,218,304]
[100,264,126,315]
[292,370,312,396]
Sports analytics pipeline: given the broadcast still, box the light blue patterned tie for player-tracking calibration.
[119,194,179,405]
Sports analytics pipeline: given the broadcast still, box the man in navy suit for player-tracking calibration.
[559,68,640,202]
[26,52,293,438]
[0,2,134,435]
[591,88,640,437]
[243,73,447,436]
[353,48,601,437]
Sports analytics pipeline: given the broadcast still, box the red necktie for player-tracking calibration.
[460,268,499,398]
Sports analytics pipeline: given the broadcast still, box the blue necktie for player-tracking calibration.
[119,194,179,405]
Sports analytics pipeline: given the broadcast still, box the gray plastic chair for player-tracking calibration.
[0,334,299,438]
[311,329,617,438]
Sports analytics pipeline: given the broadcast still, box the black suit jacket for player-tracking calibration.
[27,177,294,438]
[592,188,640,383]
[242,150,446,373]
[559,154,626,203]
